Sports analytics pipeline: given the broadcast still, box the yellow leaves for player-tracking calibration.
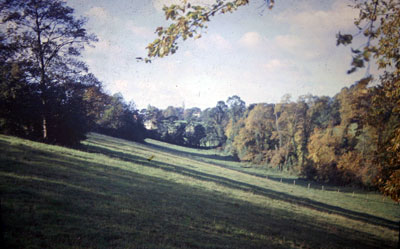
[391,127,400,151]
[337,151,362,174]
[307,128,340,168]
[224,119,234,139]
[267,0,275,9]
[235,0,250,6]
[165,7,177,20]
[381,170,400,202]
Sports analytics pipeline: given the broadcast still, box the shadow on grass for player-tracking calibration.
[143,140,239,162]
[0,139,396,249]
[84,142,398,231]
[89,134,276,180]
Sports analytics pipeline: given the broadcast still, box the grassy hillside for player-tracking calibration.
[0,133,399,249]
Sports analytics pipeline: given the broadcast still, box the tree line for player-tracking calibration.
[140,79,399,202]
[140,95,244,148]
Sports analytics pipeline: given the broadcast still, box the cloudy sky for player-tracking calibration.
[67,0,368,110]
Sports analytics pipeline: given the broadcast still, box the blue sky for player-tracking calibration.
[67,0,370,110]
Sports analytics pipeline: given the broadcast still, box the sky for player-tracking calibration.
[66,0,370,110]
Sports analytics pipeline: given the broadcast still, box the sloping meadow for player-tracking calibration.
[0,133,398,248]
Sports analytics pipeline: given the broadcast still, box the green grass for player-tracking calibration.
[0,133,399,248]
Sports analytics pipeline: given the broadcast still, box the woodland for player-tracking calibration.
[0,0,399,203]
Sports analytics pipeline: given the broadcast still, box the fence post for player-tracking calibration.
[0,199,3,247]
[397,220,400,249]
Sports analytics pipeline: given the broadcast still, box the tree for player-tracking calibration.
[337,0,399,75]
[81,74,110,130]
[97,93,146,142]
[163,106,180,119]
[186,123,206,147]
[368,77,400,200]
[205,101,229,146]
[337,0,400,201]
[232,104,276,163]
[307,127,342,183]
[0,0,97,141]
[0,57,42,139]
[183,107,201,121]
[227,95,246,123]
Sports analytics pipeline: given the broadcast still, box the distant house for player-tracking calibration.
[192,111,201,118]
[144,120,157,130]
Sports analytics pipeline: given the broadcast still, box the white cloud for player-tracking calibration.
[271,0,359,60]
[86,39,122,55]
[273,34,323,59]
[195,33,232,51]
[274,35,303,51]
[275,0,357,31]
[128,24,153,38]
[85,7,110,20]
[111,79,129,93]
[238,32,264,48]
[262,59,285,71]
[211,34,232,50]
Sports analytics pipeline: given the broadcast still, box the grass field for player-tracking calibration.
[0,133,399,248]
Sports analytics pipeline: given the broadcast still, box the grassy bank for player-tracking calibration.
[0,133,398,248]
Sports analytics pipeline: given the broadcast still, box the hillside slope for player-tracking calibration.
[0,133,398,248]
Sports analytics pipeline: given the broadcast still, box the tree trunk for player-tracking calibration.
[274,110,282,149]
[42,114,47,140]
[35,7,48,141]
[40,85,48,141]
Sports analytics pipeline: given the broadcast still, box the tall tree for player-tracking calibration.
[97,93,146,142]
[232,103,276,162]
[207,100,228,146]
[227,95,246,123]
[337,0,400,201]
[0,0,97,141]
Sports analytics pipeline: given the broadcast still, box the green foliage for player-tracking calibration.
[143,97,234,148]
[232,104,276,162]
[0,0,98,145]
[0,61,42,139]
[0,1,145,145]
[97,93,146,142]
